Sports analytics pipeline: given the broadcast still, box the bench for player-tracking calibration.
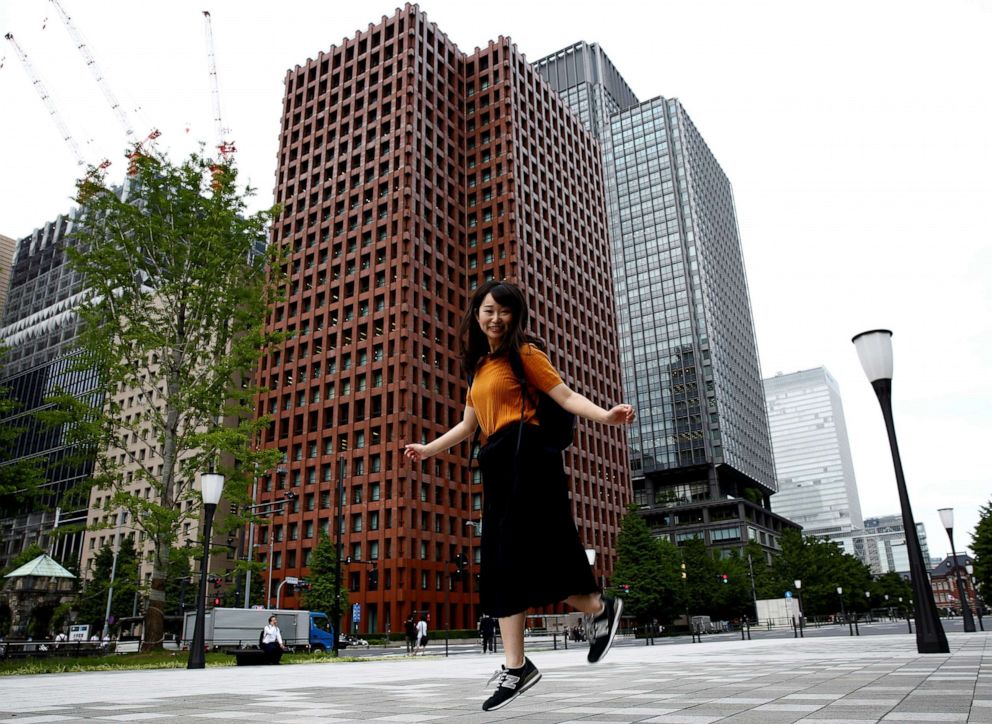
[227,648,278,666]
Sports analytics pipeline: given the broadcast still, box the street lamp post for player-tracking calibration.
[837,586,853,636]
[466,520,482,626]
[937,507,977,632]
[794,579,804,637]
[852,330,949,654]
[188,473,224,670]
[865,591,872,623]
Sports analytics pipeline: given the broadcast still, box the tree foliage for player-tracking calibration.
[971,498,992,602]
[301,532,349,637]
[611,518,889,625]
[608,508,683,624]
[768,529,874,616]
[50,150,285,648]
[73,537,140,634]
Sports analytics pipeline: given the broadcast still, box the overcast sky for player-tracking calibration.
[2,1,990,559]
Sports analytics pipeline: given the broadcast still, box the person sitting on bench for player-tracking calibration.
[260,615,288,664]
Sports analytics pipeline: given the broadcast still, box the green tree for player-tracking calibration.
[872,571,913,612]
[49,150,285,649]
[711,550,756,620]
[769,529,873,617]
[971,498,992,603]
[609,508,681,624]
[73,537,140,634]
[681,537,720,616]
[301,532,349,640]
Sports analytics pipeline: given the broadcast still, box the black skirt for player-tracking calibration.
[478,423,599,618]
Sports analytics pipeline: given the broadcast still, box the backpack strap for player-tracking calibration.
[507,347,529,459]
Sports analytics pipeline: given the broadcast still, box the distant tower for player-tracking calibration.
[0,234,15,321]
[763,367,864,539]
[537,42,792,558]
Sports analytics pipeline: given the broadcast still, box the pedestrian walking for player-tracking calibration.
[480,615,496,653]
[403,280,633,712]
[415,615,428,655]
[404,616,417,656]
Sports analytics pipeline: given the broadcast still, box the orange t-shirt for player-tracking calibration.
[466,343,563,437]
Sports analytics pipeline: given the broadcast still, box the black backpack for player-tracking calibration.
[507,346,575,452]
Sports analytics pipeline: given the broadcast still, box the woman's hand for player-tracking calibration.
[403,443,429,462]
[603,404,635,425]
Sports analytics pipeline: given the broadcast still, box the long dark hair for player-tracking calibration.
[458,280,543,375]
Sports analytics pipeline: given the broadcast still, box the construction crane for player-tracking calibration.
[48,0,135,142]
[202,11,236,160]
[48,0,159,173]
[4,32,110,175]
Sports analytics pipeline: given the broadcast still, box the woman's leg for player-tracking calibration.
[498,612,526,669]
[565,592,605,616]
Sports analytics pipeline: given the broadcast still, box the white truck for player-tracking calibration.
[182,607,336,651]
[755,597,802,627]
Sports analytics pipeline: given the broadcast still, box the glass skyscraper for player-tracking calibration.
[0,211,99,568]
[763,367,864,539]
[536,43,792,558]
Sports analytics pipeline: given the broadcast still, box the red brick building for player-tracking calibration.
[254,4,629,636]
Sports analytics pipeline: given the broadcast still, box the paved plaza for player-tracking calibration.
[1,632,989,723]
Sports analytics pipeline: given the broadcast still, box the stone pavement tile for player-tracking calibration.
[0,717,77,724]
[640,716,725,724]
[881,715,969,721]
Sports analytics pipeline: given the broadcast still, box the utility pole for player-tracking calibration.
[333,456,346,657]
[102,510,126,640]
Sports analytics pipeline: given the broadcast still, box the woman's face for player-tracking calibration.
[476,293,513,350]
[269,617,277,626]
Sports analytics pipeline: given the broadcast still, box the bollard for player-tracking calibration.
[854,616,860,636]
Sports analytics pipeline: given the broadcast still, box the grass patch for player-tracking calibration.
[0,650,371,676]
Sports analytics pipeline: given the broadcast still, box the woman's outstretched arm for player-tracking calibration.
[403,405,479,461]
[546,384,635,426]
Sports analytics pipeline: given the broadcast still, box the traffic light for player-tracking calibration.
[212,596,221,607]
[722,574,728,584]
[453,553,469,584]
[680,562,687,580]
[620,584,631,594]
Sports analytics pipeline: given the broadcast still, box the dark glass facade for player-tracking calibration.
[255,8,629,635]
[0,212,99,568]
[537,43,796,559]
